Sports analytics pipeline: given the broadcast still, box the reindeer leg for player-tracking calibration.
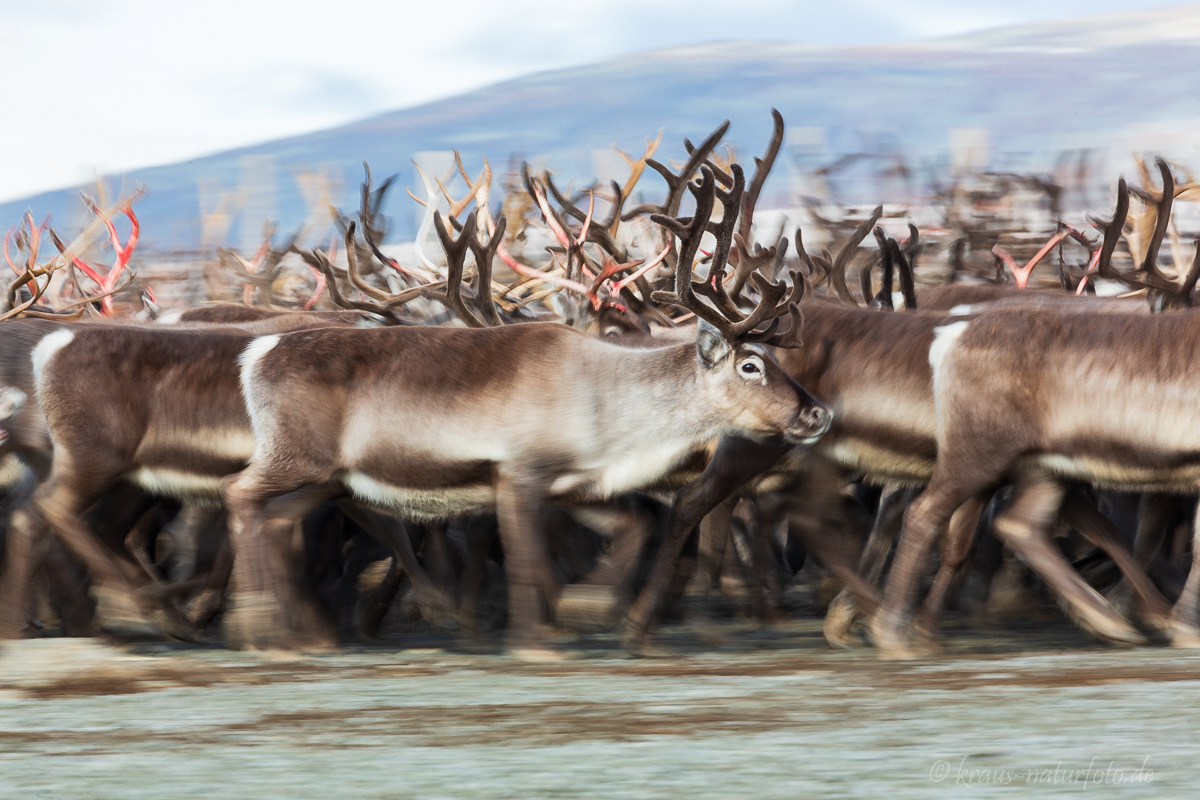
[457,517,497,641]
[356,553,405,642]
[825,484,912,648]
[124,504,166,585]
[421,523,459,609]
[22,471,195,640]
[1058,488,1172,632]
[624,435,792,655]
[1104,493,1167,615]
[164,504,221,584]
[187,534,233,631]
[870,480,982,659]
[222,465,335,651]
[557,502,654,626]
[751,505,789,623]
[260,489,341,650]
[992,472,1143,646]
[1167,492,1200,647]
[494,468,559,661]
[38,537,95,636]
[913,492,989,645]
[691,495,736,602]
[0,503,53,638]
[337,503,453,628]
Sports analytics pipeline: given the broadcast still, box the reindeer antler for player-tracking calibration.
[624,119,731,221]
[425,211,511,328]
[50,196,142,315]
[650,166,802,344]
[798,207,882,306]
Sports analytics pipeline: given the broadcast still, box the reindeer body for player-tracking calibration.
[930,309,1200,493]
[870,307,1200,656]
[775,302,943,485]
[626,299,1175,651]
[223,321,828,651]
[237,324,819,516]
[10,318,827,651]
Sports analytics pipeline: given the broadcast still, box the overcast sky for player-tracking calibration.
[0,0,1185,203]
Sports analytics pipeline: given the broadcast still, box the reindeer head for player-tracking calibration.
[650,163,831,444]
[691,318,831,443]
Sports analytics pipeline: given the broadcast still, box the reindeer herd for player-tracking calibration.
[1,110,1198,662]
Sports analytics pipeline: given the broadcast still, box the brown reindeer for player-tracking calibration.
[623,187,1177,654]
[0,304,458,640]
[868,301,1200,656]
[218,166,828,656]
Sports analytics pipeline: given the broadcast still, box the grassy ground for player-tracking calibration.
[0,618,1195,799]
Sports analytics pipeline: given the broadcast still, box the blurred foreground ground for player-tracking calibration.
[0,618,1195,799]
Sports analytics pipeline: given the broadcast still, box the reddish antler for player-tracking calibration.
[53,197,141,315]
[991,229,1071,290]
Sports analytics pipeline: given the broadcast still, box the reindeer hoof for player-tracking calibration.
[225,591,290,650]
[1086,618,1147,647]
[296,634,340,655]
[628,640,674,659]
[619,622,671,658]
[1104,581,1134,618]
[507,642,568,663]
[1140,613,1174,636]
[1167,618,1200,649]
[148,609,200,644]
[908,629,943,658]
[823,596,864,649]
[868,612,926,660]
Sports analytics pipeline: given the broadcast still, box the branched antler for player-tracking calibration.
[293,224,413,325]
[865,227,895,309]
[796,207,883,306]
[539,132,662,263]
[623,119,731,221]
[218,224,302,307]
[1062,176,1197,306]
[738,109,785,251]
[49,195,143,315]
[3,212,52,314]
[991,229,1072,290]
[894,225,919,310]
[692,163,747,320]
[424,211,510,328]
[650,166,802,344]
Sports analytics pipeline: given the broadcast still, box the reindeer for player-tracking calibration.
[4,165,826,656]
[868,301,1200,657]
[0,299,460,639]
[849,165,1195,662]
[216,166,828,656]
[622,181,1177,655]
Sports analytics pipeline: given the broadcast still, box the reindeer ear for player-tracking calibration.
[696,320,732,369]
[550,293,580,327]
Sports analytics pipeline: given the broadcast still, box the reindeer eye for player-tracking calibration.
[739,361,762,376]
[603,326,621,339]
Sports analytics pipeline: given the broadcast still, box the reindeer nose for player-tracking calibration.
[797,404,833,437]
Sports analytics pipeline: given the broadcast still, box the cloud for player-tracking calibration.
[227,67,390,117]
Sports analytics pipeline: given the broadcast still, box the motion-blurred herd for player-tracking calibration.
[2,111,1198,661]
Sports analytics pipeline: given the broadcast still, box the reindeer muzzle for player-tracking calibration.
[788,403,833,445]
